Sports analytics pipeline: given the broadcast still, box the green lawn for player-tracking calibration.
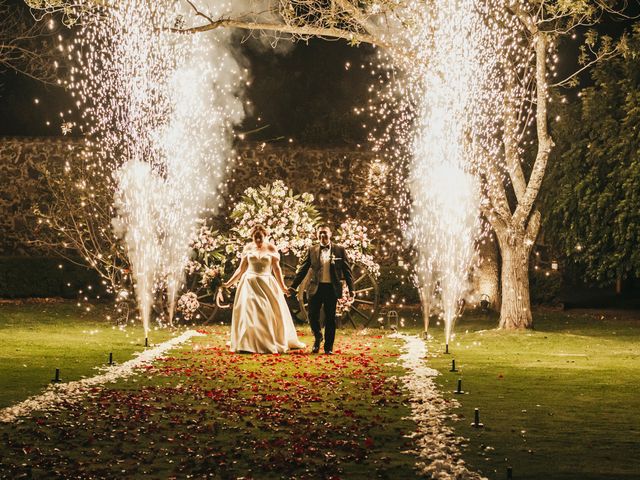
[1,302,639,479]
[424,310,640,480]
[0,323,417,479]
[0,301,177,408]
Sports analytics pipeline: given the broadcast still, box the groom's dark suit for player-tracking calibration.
[291,243,354,353]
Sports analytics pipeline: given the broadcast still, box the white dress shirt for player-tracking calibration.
[319,244,332,283]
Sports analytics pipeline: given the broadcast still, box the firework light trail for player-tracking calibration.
[65,0,244,338]
[370,0,526,346]
[407,1,484,348]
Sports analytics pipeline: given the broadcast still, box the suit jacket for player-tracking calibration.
[291,243,354,298]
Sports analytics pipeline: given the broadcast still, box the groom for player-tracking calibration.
[290,224,354,354]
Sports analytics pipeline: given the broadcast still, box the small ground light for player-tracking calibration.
[108,352,114,365]
[144,337,149,347]
[445,343,450,354]
[454,379,464,394]
[471,408,484,428]
[450,359,458,372]
[51,368,62,383]
[507,466,513,479]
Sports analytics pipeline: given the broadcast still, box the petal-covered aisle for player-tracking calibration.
[0,327,429,479]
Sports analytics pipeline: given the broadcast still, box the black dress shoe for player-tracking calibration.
[312,346,320,354]
[324,351,333,355]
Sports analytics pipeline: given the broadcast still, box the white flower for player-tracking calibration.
[177,292,200,320]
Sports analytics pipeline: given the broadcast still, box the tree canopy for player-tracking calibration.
[543,22,640,285]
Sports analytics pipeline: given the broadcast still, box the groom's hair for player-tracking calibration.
[317,223,331,232]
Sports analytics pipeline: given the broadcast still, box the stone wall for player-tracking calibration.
[0,137,499,306]
[0,137,85,255]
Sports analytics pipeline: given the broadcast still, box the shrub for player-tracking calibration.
[529,269,563,305]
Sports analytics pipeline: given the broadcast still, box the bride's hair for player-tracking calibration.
[250,224,268,238]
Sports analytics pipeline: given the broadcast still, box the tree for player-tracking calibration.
[30,145,130,293]
[24,0,632,330]
[1,0,60,84]
[484,1,631,328]
[542,23,640,289]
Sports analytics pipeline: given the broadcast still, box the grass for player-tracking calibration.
[0,325,418,479]
[0,300,177,408]
[1,302,639,479]
[423,309,640,480]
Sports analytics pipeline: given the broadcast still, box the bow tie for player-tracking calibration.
[320,245,330,251]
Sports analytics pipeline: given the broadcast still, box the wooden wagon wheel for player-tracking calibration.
[340,262,380,329]
[281,254,380,328]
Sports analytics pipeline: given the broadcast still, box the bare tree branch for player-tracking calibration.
[1,0,62,85]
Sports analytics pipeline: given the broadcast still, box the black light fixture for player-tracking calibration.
[471,408,484,428]
[454,379,464,395]
[51,368,62,383]
[145,337,149,347]
[450,359,458,372]
[108,352,114,365]
[480,294,490,314]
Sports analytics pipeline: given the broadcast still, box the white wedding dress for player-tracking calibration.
[230,249,305,353]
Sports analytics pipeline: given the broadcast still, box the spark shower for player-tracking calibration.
[381,0,520,346]
[69,0,244,338]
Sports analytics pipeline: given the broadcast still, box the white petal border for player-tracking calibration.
[0,329,204,423]
[391,333,487,480]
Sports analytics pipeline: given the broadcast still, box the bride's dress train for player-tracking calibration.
[230,249,305,353]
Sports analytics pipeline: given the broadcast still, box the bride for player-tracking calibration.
[222,224,305,354]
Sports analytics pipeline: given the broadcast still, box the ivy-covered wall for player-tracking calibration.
[0,137,390,255]
[0,137,85,255]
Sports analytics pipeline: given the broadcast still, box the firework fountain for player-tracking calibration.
[376,0,516,349]
[67,0,244,341]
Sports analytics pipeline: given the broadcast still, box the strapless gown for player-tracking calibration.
[230,250,305,353]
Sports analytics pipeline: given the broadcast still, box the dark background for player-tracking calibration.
[1,1,635,143]
[0,0,375,144]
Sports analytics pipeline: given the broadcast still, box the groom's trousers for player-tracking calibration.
[308,283,338,352]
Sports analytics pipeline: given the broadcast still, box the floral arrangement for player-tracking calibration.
[177,181,380,321]
[187,224,227,286]
[335,282,355,317]
[177,292,200,321]
[228,180,320,258]
[177,225,226,319]
[336,219,380,278]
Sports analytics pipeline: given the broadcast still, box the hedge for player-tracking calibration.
[0,257,103,298]
[529,268,563,305]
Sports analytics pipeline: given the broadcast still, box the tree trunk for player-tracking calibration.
[497,237,533,329]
